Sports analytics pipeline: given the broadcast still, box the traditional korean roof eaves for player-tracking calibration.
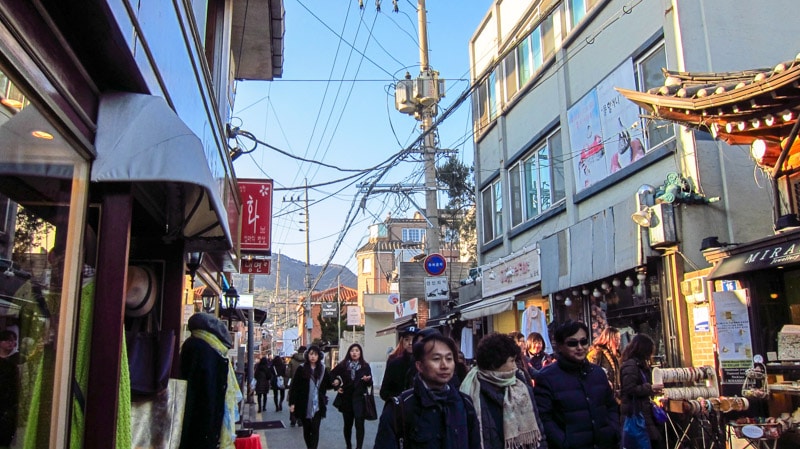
[616,54,800,146]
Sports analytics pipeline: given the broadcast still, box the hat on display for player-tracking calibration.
[125,265,158,317]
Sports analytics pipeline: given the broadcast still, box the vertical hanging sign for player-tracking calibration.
[238,179,273,255]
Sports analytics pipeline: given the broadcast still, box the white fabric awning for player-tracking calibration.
[91,92,232,251]
[459,287,532,320]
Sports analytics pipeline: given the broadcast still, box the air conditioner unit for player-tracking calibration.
[648,203,678,248]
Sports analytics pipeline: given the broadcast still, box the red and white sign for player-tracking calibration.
[240,258,271,274]
[238,179,273,255]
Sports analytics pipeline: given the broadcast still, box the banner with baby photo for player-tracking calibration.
[568,59,644,191]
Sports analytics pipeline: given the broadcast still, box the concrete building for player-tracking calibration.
[467,0,800,370]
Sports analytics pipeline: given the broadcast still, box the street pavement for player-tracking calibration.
[242,391,381,449]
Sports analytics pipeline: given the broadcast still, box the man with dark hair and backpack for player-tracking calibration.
[374,333,481,449]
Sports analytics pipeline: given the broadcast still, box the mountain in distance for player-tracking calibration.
[235,253,357,293]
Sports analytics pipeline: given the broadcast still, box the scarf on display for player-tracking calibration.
[347,360,361,380]
[192,329,240,449]
[460,367,541,449]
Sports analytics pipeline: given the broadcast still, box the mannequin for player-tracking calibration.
[179,313,240,449]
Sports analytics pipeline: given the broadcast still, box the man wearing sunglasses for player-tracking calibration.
[533,321,620,449]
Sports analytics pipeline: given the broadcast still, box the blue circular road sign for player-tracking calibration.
[424,253,447,276]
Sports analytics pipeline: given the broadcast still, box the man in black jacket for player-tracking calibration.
[534,320,620,449]
[374,333,481,449]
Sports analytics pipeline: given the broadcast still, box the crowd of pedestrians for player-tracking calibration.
[242,320,663,449]
[371,321,663,449]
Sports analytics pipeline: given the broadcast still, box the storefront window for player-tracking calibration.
[0,74,88,447]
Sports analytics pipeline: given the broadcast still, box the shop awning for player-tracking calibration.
[708,235,800,280]
[375,316,415,337]
[458,287,529,321]
[91,92,232,251]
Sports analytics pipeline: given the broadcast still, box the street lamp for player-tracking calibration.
[185,251,204,287]
[222,286,240,330]
[201,286,217,313]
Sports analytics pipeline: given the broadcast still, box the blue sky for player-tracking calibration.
[231,0,491,273]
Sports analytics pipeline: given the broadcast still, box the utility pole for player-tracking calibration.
[284,181,313,345]
[394,0,446,318]
[417,0,441,258]
[337,275,342,348]
[392,1,445,248]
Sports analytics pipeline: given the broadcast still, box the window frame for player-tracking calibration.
[481,179,503,243]
[401,227,426,243]
[509,129,565,228]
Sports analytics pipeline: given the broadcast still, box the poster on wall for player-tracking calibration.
[568,90,607,190]
[568,59,646,191]
[595,59,645,174]
[713,289,753,384]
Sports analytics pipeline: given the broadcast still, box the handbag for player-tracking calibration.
[130,378,187,449]
[651,401,668,424]
[333,392,343,410]
[622,413,651,449]
[363,385,378,421]
[273,367,285,389]
[126,313,176,396]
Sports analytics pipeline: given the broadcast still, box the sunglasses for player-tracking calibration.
[564,338,589,348]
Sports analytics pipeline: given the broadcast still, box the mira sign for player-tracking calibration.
[238,179,273,255]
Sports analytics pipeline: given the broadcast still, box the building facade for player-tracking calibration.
[468,0,799,369]
[0,1,283,447]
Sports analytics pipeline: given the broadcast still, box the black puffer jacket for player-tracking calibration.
[374,376,481,449]
[619,358,659,441]
[533,356,620,449]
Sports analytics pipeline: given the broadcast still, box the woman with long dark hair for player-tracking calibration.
[254,357,271,413]
[288,346,333,449]
[330,343,373,449]
[271,355,288,411]
[587,327,622,401]
[620,334,664,449]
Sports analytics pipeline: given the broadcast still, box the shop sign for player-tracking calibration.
[394,297,418,320]
[712,237,800,279]
[238,179,273,255]
[346,305,362,326]
[425,276,449,301]
[713,289,753,384]
[240,258,271,274]
[321,302,338,318]
[482,248,541,298]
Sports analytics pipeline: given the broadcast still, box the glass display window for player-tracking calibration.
[0,69,89,447]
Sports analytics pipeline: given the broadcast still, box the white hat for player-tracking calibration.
[125,265,157,317]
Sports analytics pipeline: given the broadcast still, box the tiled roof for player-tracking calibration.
[616,54,800,147]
